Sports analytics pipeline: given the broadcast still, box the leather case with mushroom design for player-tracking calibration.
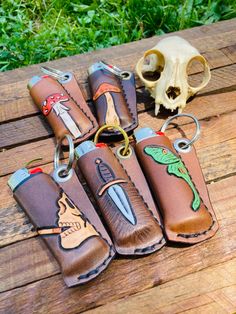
[28,74,98,146]
[75,142,165,255]
[134,130,219,244]
[88,63,138,139]
[8,168,115,287]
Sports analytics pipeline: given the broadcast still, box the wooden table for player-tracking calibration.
[0,19,236,314]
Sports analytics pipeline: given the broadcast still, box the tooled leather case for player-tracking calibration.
[76,144,165,255]
[88,63,138,139]
[9,170,114,287]
[135,133,219,244]
[28,74,98,146]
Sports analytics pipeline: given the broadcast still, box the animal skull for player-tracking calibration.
[136,36,211,115]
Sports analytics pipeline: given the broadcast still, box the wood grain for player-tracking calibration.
[0,172,235,294]
[0,175,235,312]
[86,258,236,314]
[0,90,236,176]
[1,63,236,149]
[1,109,236,247]
[1,56,236,125]
[1,19,236,314]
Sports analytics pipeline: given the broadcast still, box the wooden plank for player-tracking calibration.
[1,47,236,124]
[1,109,236,248]
[139,108,236,151]
[0,19,235,87]
[0,172,235,293]
[0,174,235,312]
[1,90,236,176]
[85,259,236,314]
[1,63,236,150]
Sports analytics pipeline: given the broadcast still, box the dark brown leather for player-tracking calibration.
[135,134,218,244]
[29,75,98,145]
[111,144,165,251]
[13,171,114,286]
[88,68,138,139]
[58,169,114,249]
[76,145,165,255]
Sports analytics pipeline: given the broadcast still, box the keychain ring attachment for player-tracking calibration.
[160,113,201,150]
[54,134,74,177]
[40,66,70,82]
[94,124,130,156]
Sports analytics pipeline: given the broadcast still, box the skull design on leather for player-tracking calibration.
[57,192,98,249]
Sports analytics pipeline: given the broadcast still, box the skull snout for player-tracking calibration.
[166,86,181,100]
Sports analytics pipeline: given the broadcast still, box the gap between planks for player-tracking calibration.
[1,59,236,125]
[84,258,236,314]
[0,90,236,177]
[0,174,235,312]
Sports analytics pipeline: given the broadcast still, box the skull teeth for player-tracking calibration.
[60,224,81,238]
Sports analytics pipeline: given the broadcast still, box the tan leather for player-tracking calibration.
[29,75,98,145]
[135,134,218,244]
[93,83,121,100]
[13,172,114,286]
[88,69,138,139]
[77,145,165,255]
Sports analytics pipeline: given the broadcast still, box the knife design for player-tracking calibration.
[96,158,136,225]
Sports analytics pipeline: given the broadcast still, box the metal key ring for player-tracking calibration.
[41,66,68,81]
[94,124,130,156]
[160,113,201,150]
[99,61,131,80]
[54,134,74,176]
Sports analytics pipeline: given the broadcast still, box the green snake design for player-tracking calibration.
[144,146,201,211]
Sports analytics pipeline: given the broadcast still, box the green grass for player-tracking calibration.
[1,0,236,71]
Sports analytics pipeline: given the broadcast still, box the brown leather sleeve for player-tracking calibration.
[29,75,98,145]
[135,134,218,244]
[13,172,114,286]
[88,68,138,138]
[177,142,219,230]
[76,145,165,255]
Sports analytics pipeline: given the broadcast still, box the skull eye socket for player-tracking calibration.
[187,55,210,89]
[141,50,165,82]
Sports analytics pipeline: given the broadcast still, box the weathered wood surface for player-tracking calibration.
[0,19,236,314]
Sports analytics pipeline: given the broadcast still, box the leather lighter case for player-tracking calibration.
[75,141,165,255]
[88,62,138,139]
[28,73,98,145]
[134,128,219,244]
[8,168,114,287]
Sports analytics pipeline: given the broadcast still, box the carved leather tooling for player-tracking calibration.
[75,141,165,255]
[88,62,138,139]
[134,127,219,244]
[28,72,98,145]
[8,168,114,286]
[96,157,136,225]
[38,192,98,249]
[144,146,201,211]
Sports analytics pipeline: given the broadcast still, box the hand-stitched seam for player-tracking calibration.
[72,202,115,280]
[58,80,96,137]
[51,185,114,280]
[119,76,136,126]
[78,245,114,280]
[177,212,215,238]
[101,75,137,135]
[175,153,216,238]
[113,153,162,229]
[134,236,165,253]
